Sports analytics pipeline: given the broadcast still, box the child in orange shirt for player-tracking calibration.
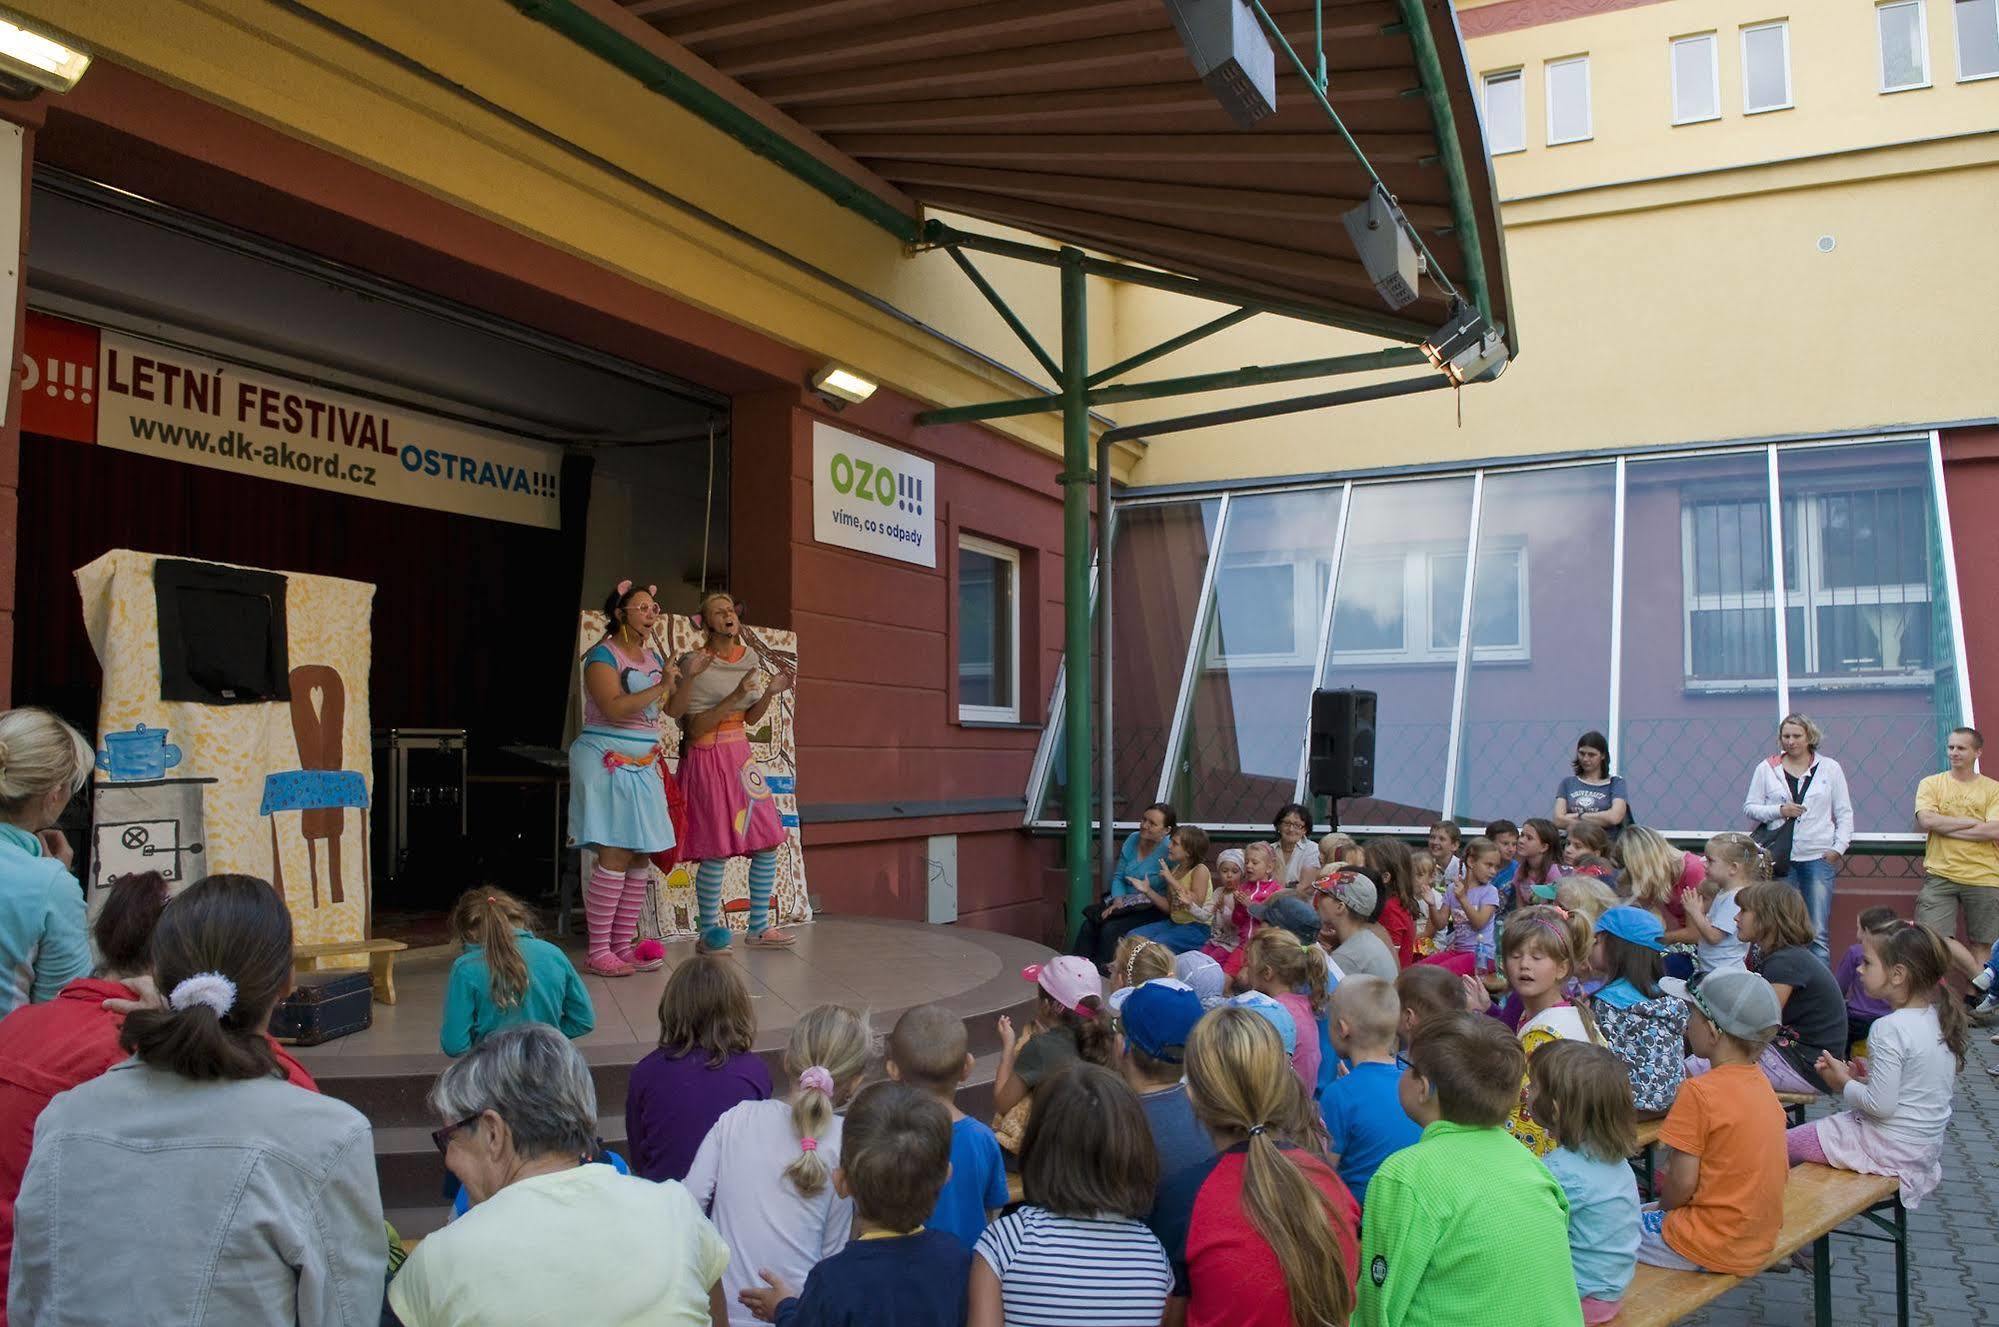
[1637,969,1789,1275]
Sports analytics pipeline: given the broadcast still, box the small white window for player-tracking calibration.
[1741,21,1793,113]
[1481,69,1524,155]
[957,535,1020,723]
[1545,56,1592,144]
[1878,2,1931,90]
[1957,0,1999,79]
[1671,33,1720,123]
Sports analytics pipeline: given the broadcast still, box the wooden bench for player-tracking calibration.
[1632,1091,1815,1194]
[1616,1164,1906,1327]
[294,939,408,1006]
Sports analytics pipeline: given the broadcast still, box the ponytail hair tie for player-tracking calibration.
[168,972,237,1018]
[798,1065,835,1097]
[799,1137,818,1152]
[1247,1124,1268,1137]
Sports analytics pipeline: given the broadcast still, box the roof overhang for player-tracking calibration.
[514,0,1515,353]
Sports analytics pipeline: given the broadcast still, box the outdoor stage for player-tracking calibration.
[298,917,1052,1236]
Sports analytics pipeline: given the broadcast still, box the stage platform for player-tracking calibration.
[300,917,1052,1237]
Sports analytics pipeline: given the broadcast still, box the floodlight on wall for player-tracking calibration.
[810,362,877,405]
[1422,300,1509,386]
[1341,185,1421,311]
[0,8,89,95]
[1163,0,1277,128]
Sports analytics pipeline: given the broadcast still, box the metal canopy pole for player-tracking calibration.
[1059,248,1095,929]
[1098,421,1117,893]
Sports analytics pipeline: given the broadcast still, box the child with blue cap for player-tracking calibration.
[1586,907,1689,1116]
[1118,980,1217,1184]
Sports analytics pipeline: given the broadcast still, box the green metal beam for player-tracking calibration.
[916,346,1431,425]
[1394,0,1495,327]
[945,247,1062,384]
[506,0,921,243]
[1058,250,1094,936]
[1087,308,1258,387]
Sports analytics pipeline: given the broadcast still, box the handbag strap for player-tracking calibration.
[1783,761,1818,805]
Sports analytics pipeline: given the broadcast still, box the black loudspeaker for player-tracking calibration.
[1309,688,1377,799]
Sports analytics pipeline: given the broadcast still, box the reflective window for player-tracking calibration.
[1038,500,1221,820]
[1672,34,1720,123]
[1455,465,1617,826]
[1172,487,1343,822]
[1320,477,1475,824]
[957,535,1019,723]
[1742,21,1793,113]
[1546,56,1592,144]
[1957,0,1999,80]
[1878,1,1930,90]
[1482,69,1525,154]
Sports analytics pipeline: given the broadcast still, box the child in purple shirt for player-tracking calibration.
[625,955,771,1181]
[1836,907,1901,1051]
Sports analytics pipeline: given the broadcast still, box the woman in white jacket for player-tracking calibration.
[1743,713,1853,962]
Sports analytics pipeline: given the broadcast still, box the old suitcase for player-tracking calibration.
[271,969,374,1046]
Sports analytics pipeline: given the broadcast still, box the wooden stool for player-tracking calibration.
[294,939,408,1005]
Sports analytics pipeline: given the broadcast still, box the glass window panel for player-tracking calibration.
[1621,451,1778,830]
[1743,23,1791,111]
[1879,2,1928,88]
[1778,441,1955,831]
[1482,70,1524,154]
[1547,57,1592,143]
[1037,500,1221,821]
[1958,0,1999,79]
[1672,35,1719,122]
[1321,477,1475,825]
[1173,487,1343,823]
[1454,465,1615,826]
[957,543,1015,712]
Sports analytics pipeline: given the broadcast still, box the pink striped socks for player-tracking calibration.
[615,867,652,961]
[584,863,625,964]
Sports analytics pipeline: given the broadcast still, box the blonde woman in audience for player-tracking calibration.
[0,708,93,1018]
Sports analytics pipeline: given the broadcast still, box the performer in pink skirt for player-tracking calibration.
[668,591,794,952]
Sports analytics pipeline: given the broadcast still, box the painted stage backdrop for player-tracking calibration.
[573,610,809,940]
[78,550,374,950]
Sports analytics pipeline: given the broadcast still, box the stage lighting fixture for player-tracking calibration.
[0,9,88,94]
[810,362,878,405]
[1163,0,1277,128]
[1341,185,1420,311]
[1422,300,1509,386]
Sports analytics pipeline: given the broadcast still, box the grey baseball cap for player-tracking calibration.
[1661,970,1782,1039]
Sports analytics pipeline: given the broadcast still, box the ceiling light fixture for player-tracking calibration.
[0,8,89,94]
[810,363,877,406]
[1423,300,1509,386]
[1163,0,1277,128]
[1342,184,1421,311]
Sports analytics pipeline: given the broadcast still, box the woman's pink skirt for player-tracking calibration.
[1419,950,1478,976]
[677,730,786,862]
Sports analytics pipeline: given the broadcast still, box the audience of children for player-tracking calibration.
[1480,904,1604,1155]
[1405,848,1444,951]
[1108,934,1175,996]
[1791,921,1965,1207]
[627,953,773,1182]
[1114,979,1218,1183]
[1310,871,1399,981]
[744,1081,970,1327]
[1199,848,1247,962]
[1510,819,1567,916]
[1426,819,1464,888]
[1132,824,1214,954]
[438,888,595,1056]
[1718,881,1848,1093]
[1835,905,1903,1050]
[1553,874,1619,933]
[1356,1013,1584,1326]
[686,1004,871,1327]
[1208,841,1286,977]
[972,1064,1172,1327]
[887,1004,1010,1249]
[1362,838,1421,968]
[1683,831,1761,976]
[1395,964,1476,1051]
[1241,927,1328,1089]
[1320,832,1365,870]
[1528,1041,1641,1323]
[1642,969,1789,1276]
[992,957,1113,1128]
[1563,821,1611,869]
[1586,906,1689,1117]
[1317,975,1422,1205]
[1175,949,1228,1007]
[1421,835,1502,976]
[1151,1005,1360,1327]
[1620,827,1708,967]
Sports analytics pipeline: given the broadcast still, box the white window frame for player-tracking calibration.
[1741,21,1794,113]
[1877,1,1933,91]
[956,534,1021,724]
[1202,553,1331,670]
[1679,489,1933,692]
[1956,0,1999,81]
[1328,543,1529,667]
[1481,68,1526,155]
[1670,33,1722,124]
[1545,55,1593,145]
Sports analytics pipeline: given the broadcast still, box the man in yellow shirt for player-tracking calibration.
[1914,727,1999,952]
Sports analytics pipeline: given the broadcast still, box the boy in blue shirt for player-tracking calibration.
[1318,975,1422,1205]
[887,1002,1009,1248]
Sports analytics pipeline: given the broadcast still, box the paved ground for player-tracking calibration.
[1686,1028,1998,1326]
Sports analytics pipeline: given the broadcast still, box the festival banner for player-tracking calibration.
[18,311,562,528]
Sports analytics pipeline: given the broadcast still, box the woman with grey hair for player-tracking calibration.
[0,707,95,1017]
[1743,712,1853,961]
[388,1023,730,1326]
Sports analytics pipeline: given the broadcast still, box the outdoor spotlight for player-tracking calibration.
[1422,300,1509,386]
[0,8,89,94]
[810,362,877,405]
[1162,0,1277,129]
[1342,184,1420,311]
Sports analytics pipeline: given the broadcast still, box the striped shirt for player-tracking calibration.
[974,1205,1171,1327]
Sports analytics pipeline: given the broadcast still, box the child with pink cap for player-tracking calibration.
[992,956,1115,1125]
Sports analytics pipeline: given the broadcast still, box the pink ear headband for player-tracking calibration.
[614,579,658,598]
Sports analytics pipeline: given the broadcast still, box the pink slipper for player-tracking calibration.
[745,927,797,949]
[585,954,635,978]
[619,939,666,972]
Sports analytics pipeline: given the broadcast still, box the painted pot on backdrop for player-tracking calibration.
[96,724,183,782]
